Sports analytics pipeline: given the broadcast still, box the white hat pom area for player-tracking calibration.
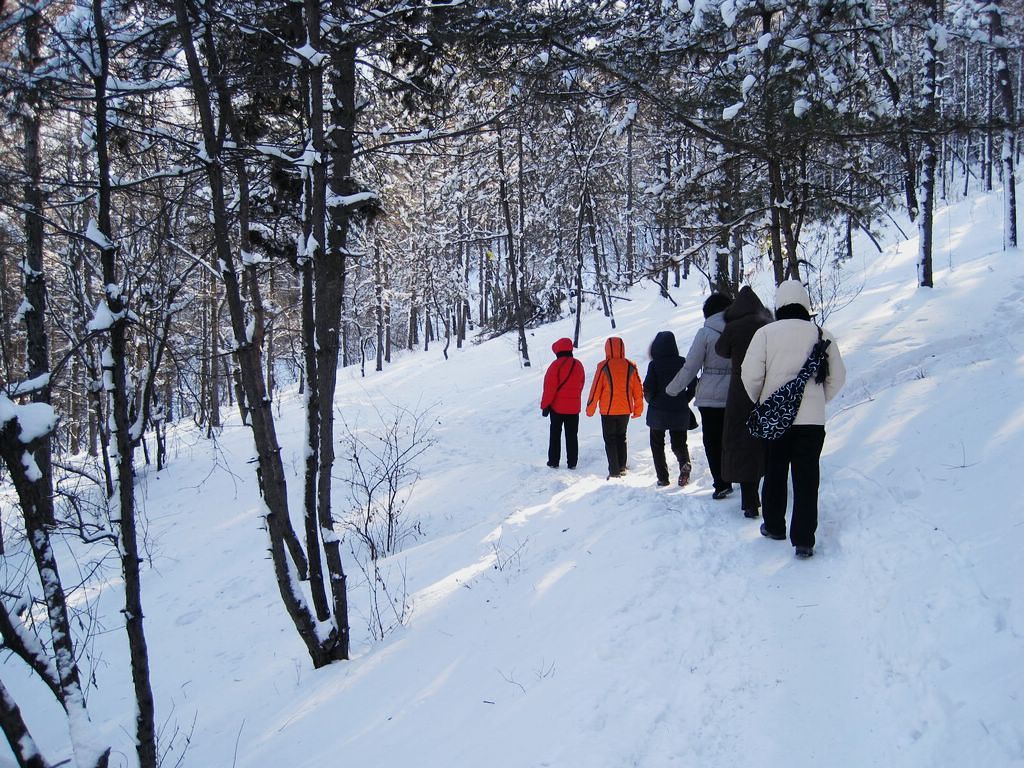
[775,279,812,312]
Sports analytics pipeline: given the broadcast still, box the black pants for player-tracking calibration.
[547,412,579,468]
[762,425,826,548]
[601,414,630,475]
[740,481,761,512]
[650,429,690,483]
[698,407,729,492]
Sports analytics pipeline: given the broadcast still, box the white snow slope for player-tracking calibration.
[3,189,1023,768]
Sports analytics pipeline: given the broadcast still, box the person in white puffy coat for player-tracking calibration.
[741,280,846,558]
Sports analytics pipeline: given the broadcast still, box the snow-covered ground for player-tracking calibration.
[3,188,1022,767]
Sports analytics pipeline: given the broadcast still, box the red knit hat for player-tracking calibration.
[551,337,574,354]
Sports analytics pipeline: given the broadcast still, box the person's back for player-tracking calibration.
[740,280,846,558]
[717,286,773,374]
[643,332,689,422]
[542,338,585,416]
[541,337,585,469]
[743,317,846,426]
[644,331,695,486]
[665,293,734,498]
[716,285,773,516]
[587,337,643,478]
[665,311,731,406]
[587,337,643,418]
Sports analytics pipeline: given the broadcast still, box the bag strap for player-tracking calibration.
[797,326,830,384]
[550,358,580,401]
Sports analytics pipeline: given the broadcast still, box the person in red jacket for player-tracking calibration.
[586,336,644,479]
[540,337,586,469]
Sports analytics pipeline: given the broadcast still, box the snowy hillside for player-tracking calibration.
[3,189,1022,768]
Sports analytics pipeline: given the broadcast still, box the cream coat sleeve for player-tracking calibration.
[823,332,847,402]
[740,327,768,403]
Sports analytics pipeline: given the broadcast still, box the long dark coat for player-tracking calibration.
[715,287,773,482]
[643,331,697,431]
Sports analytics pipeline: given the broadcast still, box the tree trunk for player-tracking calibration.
[865,30,919,219]
[495,122,531,367]
[918,0,942,288]
[986,0,1018,248]
[320,31,359,657]
[0,679,50,768]
[963,48,972,198]
[89,3,157,764]
[174,0,338,668]
[585,191,613,327]
[573,208,584,348]
[984,51,994,191]
[624,120,636,284]
[0,417,111,768]
[207,271,221,431]
[20,7,54,527]
[384,257,392,364]
[298,0,330,622]
[375,243,385,372]
[715,152,733,294]
[767,157,787,284]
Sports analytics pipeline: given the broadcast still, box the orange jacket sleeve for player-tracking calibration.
[629,362,644,418]
[585,362,605,417]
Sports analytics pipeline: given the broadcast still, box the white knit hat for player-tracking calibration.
[775,280,811,311]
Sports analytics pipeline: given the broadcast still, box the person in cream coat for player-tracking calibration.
[741,280,846,558]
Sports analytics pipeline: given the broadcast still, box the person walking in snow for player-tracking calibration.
[643,331,698,487]
[665,293,734,499]
[540,337,586,469]
[586,336,644,479]
[742,280,847,558]
[715,286,774,518]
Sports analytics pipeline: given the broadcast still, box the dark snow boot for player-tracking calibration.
[795,546,814,559]
[678,462,691,487]
[760,523,785,541]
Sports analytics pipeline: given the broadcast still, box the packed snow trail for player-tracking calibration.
[3,190,1021,768]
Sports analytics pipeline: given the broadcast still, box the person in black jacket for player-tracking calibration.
[643,331,697,487]
[715,286,774,517]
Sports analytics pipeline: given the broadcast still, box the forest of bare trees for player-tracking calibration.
[0,0,1019,764]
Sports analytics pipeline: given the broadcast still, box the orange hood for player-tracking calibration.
[604,337,626,359]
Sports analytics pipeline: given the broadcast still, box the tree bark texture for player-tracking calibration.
[19,6,54,527]
[986,0,1018,248]
[173,0,341,668]
[90,3,157,763]
[918,0,942,288]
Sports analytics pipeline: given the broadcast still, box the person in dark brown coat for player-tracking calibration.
[715,286,773,518]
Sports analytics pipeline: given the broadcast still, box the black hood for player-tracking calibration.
[725,286,770,322]
[649,331,680,359]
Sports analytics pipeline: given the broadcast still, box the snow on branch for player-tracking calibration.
[611,102,638,136]
[327,191,380,210]
[84,219,115,252]
[291,41,327,68]
[86,297,130,333]
[0,394,57,445]
[6,374,50,399]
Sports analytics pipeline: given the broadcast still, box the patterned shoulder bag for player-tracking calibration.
[746,327,830,440]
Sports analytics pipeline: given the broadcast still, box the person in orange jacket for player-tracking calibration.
[540,337,586,469]
[586,336,644,479]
